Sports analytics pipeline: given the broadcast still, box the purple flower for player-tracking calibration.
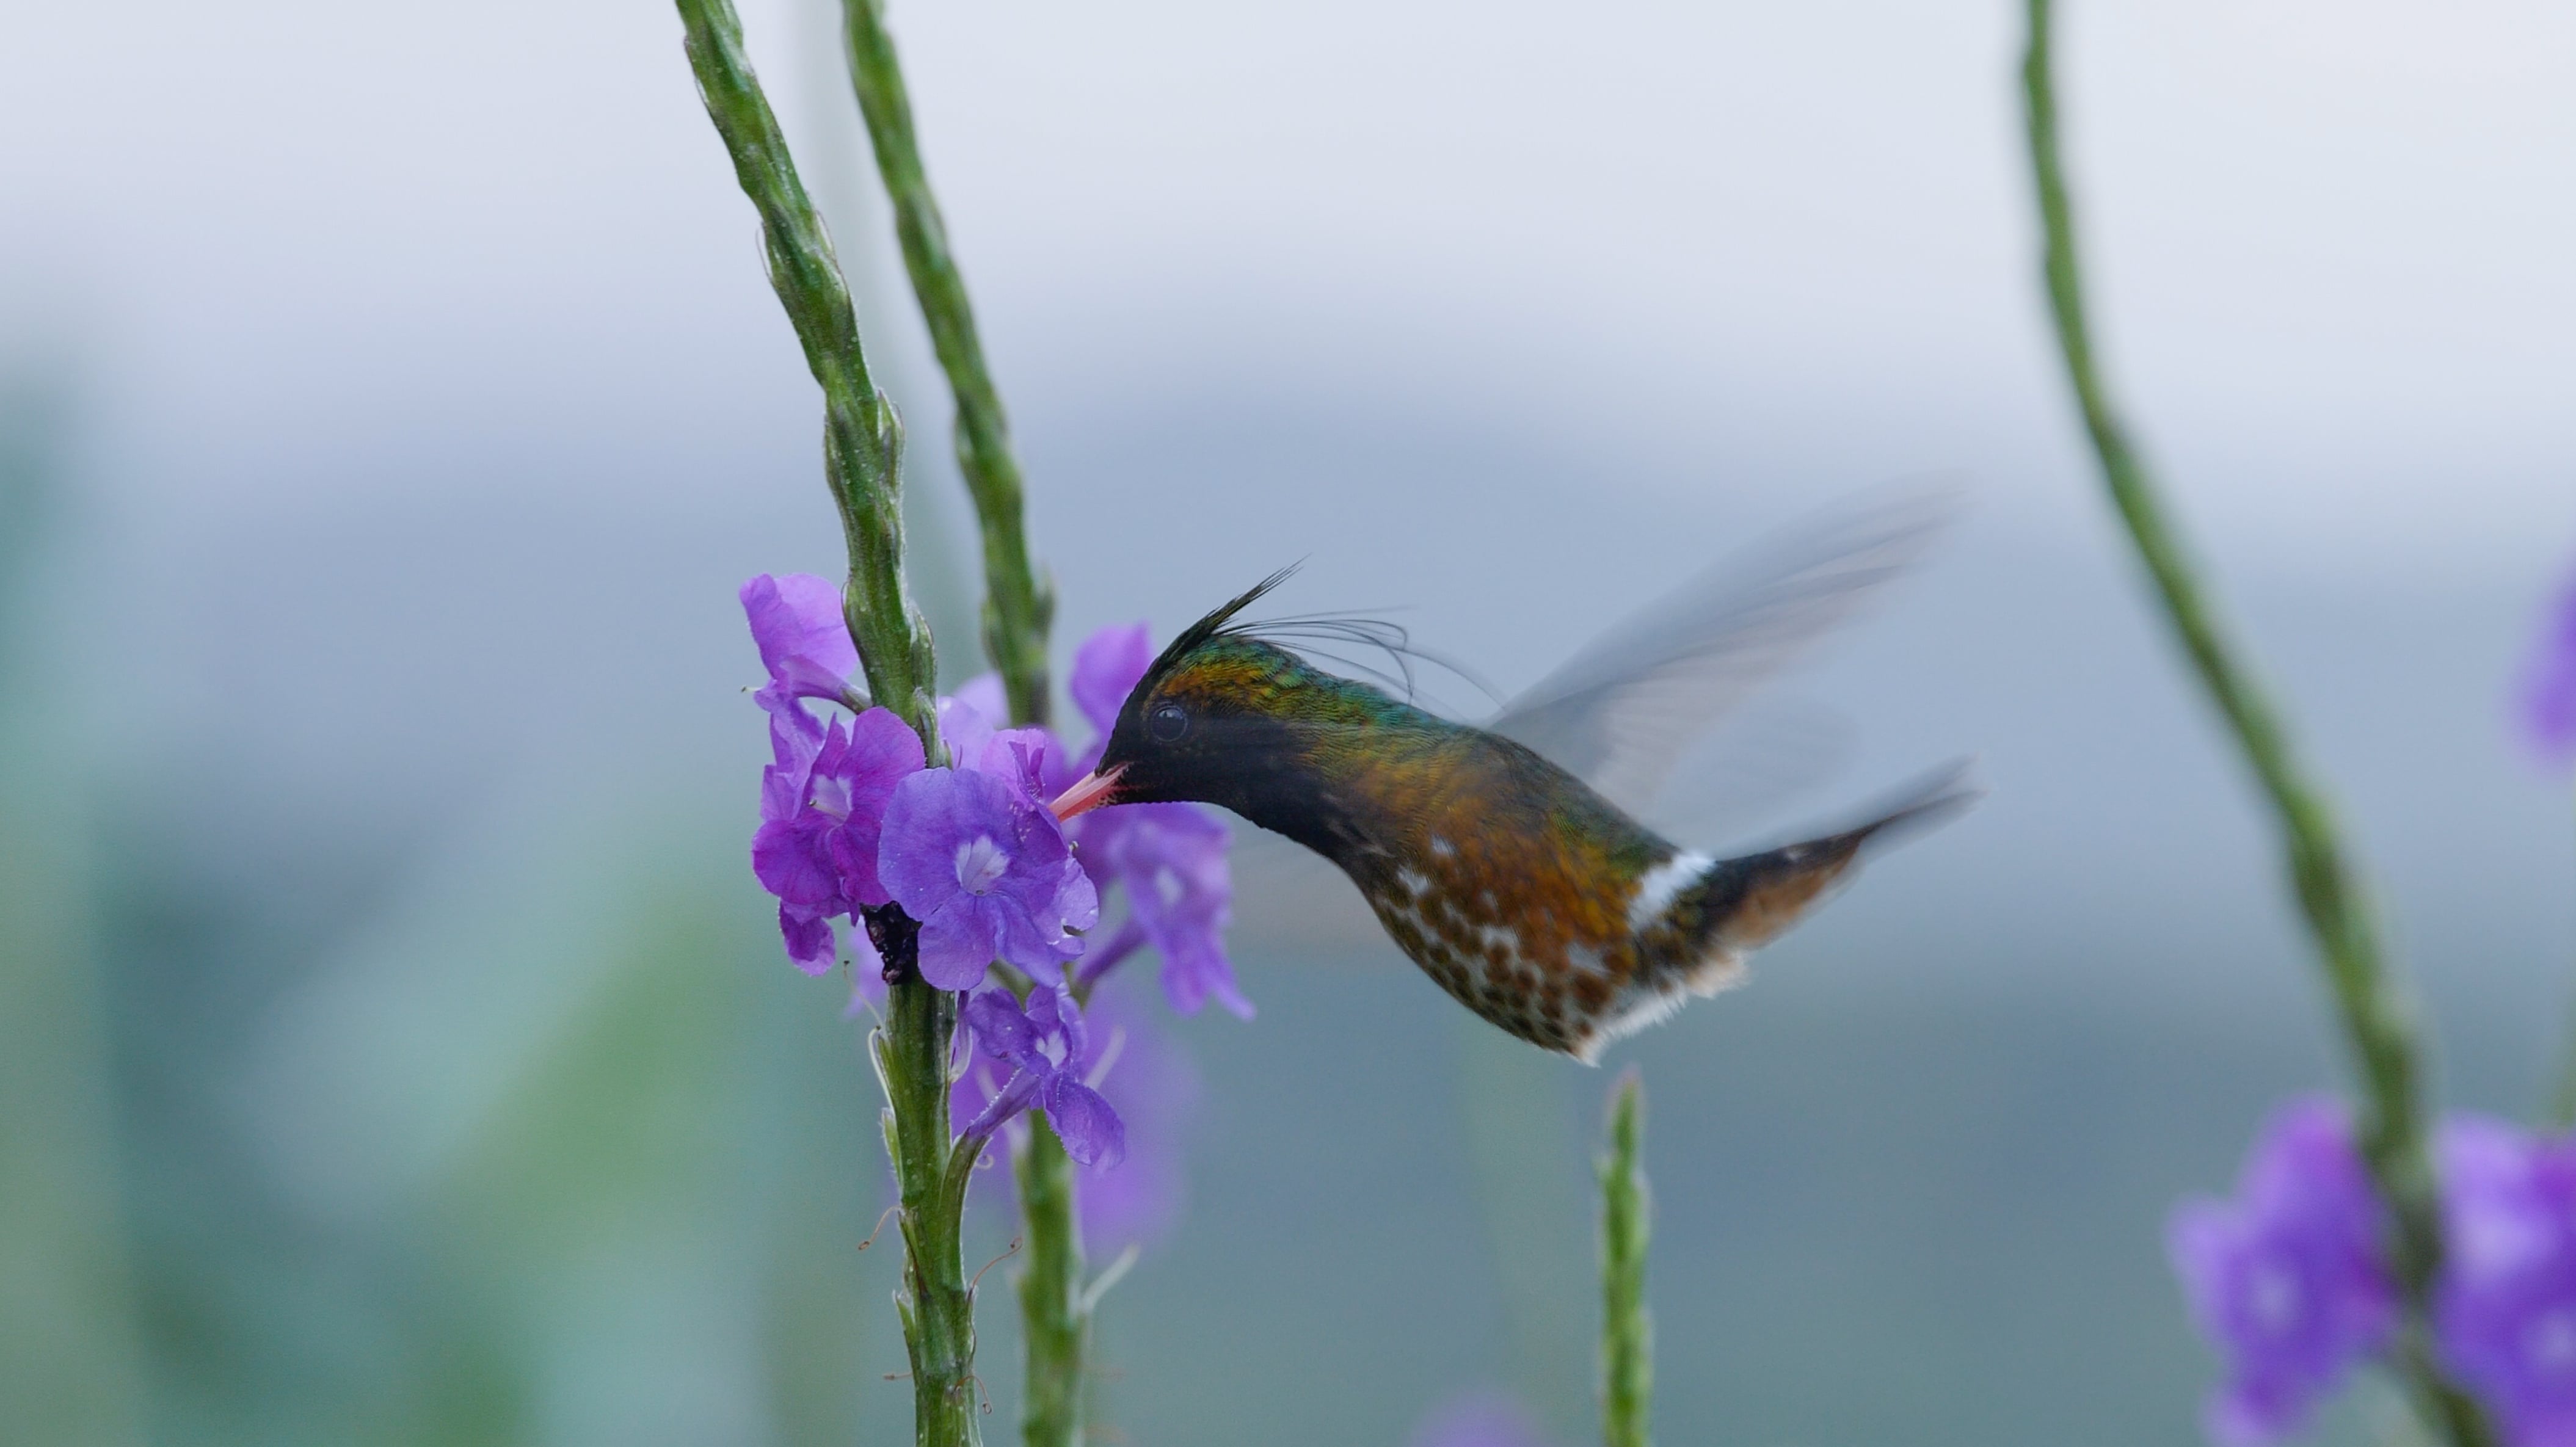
[959,985,1126,1168]
[740,573,864,732]
[878,767,1099,990]
[2522,562,2576,764]
[2168,1095,2398,1446]
[939,674,1079,800]
[1078,803,1246,1018]
[750,706,926,973]
[2435,1112,2576,1445]
[951,976,1199,1252]
[1038,622,1247,1015]
[1407,1391,1557,1447]
[932,642,1242,1014]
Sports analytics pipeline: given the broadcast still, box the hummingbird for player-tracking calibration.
[1049,493,1977,1061]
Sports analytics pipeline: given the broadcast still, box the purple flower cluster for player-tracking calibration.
[743,574,1094,990]
[741,575,1235,1216]
[2172,1100,2576,1446]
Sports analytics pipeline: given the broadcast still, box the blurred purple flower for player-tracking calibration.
[740,573,864,732]
[879,767,1099,989]
[1079,803,1246,1018]
[1069,622,1154,761]
[959,985,1125,1169]
[2436,1112,2576,1445]
[1406,1390,1557,1447]
[2168,1095,2398,1446]
[1068,980,1196,1250]
[1050,623,1246,1015]
[2522,564,2576,764]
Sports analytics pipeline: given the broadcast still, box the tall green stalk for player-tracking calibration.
[842,0,1054,730]
[2019,5,2484,1441]
[835,5,1088,1442]
[675,3,977,1442]
[1011,1116,1087,1446]
[1600,1070,1651,1447]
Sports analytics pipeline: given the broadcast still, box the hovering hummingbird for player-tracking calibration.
[1049,493,1977,1061]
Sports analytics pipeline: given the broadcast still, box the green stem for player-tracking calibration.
[1600,1070,1651,1447]
[2018,5,2485,1442]
[877,985,984,1444]
[835,5,1079,1438]
[677,0,939,739]
[842,0,1054,728]
[676,4,973,1443]
[1013,1116,1088,1447]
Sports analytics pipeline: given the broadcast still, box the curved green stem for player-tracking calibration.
[2019,4,2484,1441]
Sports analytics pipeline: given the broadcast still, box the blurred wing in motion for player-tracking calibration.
[1641,694,1858,842]
[1490,484,1959,817]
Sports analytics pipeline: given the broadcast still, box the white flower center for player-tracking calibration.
[809,775,851,821]
[954,835,1010,895]
[2247,1262,2304,1335]
[2527,1310,2576,1374]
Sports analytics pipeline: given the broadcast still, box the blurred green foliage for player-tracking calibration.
[1,372,151,1447]
[0,379,904,1445]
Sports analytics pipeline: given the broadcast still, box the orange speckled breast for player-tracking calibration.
[1329,729,1671,1054]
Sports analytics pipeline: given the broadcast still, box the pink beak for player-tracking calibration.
[1049,764,1127,822]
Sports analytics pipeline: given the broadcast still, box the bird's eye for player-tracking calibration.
[1149,703,1189,743]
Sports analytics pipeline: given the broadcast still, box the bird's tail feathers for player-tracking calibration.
[1697,756,1980,949]
[1571,760,1982,1062]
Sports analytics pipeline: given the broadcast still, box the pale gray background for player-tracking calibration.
[4,1,2572,1443]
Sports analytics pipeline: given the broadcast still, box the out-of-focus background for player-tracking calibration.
[5,1,2574,1443]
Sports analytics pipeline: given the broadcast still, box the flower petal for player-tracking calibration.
[741,573,859,690]
[964,988,1044,1070]
[1030,983,1087,1065]
[779,905,837,976]
[1070,622,1154,737]
[840,708,928,810]
[881,769,1013,913]
[1039,1075,1126,1170]
[915,894,1004,990]
[752,816,843,908]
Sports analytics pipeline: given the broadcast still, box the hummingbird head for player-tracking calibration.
[1052,570,1316,821]
[1050,567,1437,849]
